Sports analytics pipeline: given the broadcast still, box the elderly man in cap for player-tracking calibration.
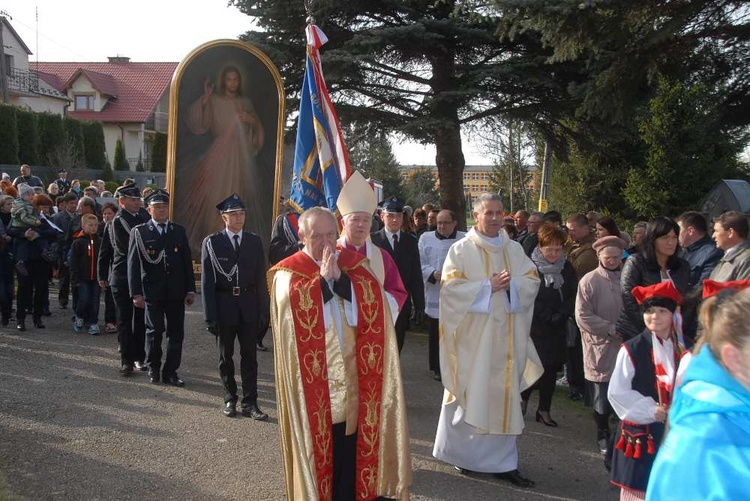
[128,189,195,387]
[99,184,149,375]
[201,194,269,419]
[371,196,425,352]
[336,172,407,326]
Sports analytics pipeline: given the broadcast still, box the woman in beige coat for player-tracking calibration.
[575,235,627,467]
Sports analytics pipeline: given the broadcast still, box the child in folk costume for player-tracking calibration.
[608,281,687,500]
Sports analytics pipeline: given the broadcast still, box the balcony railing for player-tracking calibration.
[8,67,40,94]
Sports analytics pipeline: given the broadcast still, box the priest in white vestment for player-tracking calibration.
[433,193,543,488]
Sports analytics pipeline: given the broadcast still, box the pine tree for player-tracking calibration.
[114,139,129,171]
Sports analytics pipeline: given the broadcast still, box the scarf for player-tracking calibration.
[531,245,565,290]
[651,331,680,407]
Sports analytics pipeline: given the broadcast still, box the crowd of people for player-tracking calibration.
[270,182,749,499]
[4,160,748,499]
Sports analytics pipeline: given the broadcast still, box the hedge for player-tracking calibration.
[15,108,39,165]
[0,105,19,165]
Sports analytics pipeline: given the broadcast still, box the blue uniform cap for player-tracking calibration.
[145,188,170,205]
[216,193,246,213]
[57,168,68,174]
[116,184,142,199]
[380,196,405,214]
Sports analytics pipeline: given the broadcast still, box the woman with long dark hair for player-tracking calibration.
[616,217,691,343]
[596,216,622,239]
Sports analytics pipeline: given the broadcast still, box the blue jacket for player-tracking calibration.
[680,235,723,289]
[646,346,750,500]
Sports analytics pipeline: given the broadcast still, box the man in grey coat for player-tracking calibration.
[709,211,750,282]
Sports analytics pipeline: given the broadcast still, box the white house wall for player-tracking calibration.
[103,123,144,170]
[13,96,67,115]
[68,76,104,111]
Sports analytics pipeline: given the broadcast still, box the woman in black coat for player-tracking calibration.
[0,195,15,325]
[522,223,579,427]
[616,217,692,342]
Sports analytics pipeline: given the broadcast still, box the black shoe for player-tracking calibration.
[494,469,535,488]
[535,410,558,427]
[16,320,26,332]
[33,316,45,329]
[223,401,237,417]
[432,372,441,381]
[256,342,268,352]
[570,392,584,401]
[59,303,68,310]
[164,373,185,387]
[120,364,134,375]
[148,371,160,384]
[241,403,268,421]
[134,361,148,372]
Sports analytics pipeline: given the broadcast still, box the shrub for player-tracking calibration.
[0,105,19,165]
[82,121,107,169]
[113,139,129,171]
[63,117,85,166]
[37,112,66,165]
[15,108,39,165]
[151,132,167,172]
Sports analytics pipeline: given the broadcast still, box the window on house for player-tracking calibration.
[74,95,95,111]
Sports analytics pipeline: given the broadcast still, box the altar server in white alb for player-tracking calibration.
[418,209,465,381]
[433,193,542,488]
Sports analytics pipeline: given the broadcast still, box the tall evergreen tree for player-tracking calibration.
[82,121,107,169]
[347,125,404,200]
[113,139,129,171]
[232,0,568,218]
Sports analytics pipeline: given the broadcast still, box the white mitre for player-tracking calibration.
[336,170,377,217]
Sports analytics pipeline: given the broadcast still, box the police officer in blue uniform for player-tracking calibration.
[201,194,269,419]
[54,169,71,195]
[128,189,195,386]
[98,184,149,375]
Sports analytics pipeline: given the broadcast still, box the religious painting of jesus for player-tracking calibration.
[167,40,285,260]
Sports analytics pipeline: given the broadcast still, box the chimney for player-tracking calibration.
[108,56,131,63]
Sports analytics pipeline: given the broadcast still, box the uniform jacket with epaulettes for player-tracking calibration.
[127,220,195,302]
[200,230,269,327]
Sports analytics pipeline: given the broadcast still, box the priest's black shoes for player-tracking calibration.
[256,341,268,352]
[16,320,25,332]
[241,403,268,421]
[148,371,160,384]
[134,361,148,372]
[120,364,134,375]
[223,402,237,418]
[164,373,185,387]
[33,316,45,328]
[494,469,535,488]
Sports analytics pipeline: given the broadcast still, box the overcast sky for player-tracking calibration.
[1,0,486,164]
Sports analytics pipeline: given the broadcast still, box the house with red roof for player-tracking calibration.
[2,18,177,170]
[34,58,178,170]
[1,17,70,114]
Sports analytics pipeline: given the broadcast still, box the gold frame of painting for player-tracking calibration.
[166,39,285,260]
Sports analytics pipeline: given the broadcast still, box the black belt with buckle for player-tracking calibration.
[218,287,253,296]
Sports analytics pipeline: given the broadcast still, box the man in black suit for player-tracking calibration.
[128,189,195,387]
[98,185,149,375]
[201,194,269,420]
[370,197,425,352]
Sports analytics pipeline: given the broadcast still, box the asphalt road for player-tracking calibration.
[0,297,619,501]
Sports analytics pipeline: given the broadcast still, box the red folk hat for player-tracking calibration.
[632,281,683,312]
[702,279,750,299]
